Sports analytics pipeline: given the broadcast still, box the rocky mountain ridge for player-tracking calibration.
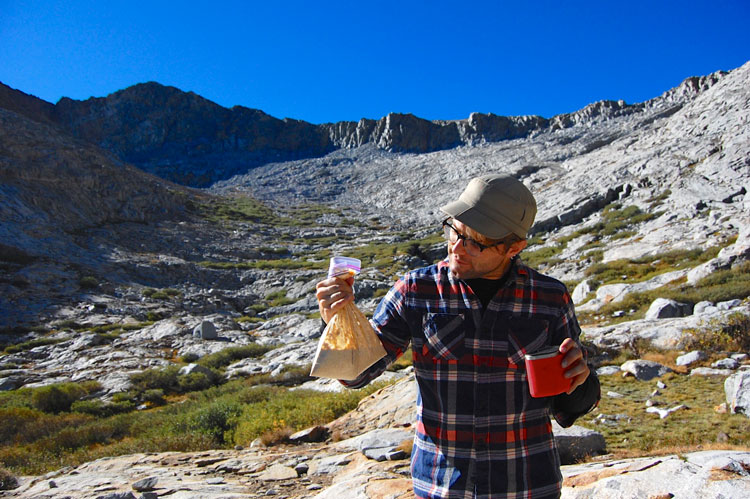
[0,67,726,187]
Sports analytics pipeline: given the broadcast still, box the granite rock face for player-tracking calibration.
[1,64,731,189]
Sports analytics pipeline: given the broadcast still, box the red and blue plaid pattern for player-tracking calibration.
[342,258,586,498]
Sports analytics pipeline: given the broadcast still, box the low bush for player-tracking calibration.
[3,336,65,354]
[579,262,750,325]
[199,259,318,271]
[130,366,181,393]
[265,290,295,307]
[584,248,721,285]
[111,391,136,403]
[387,347,413,371]
[684,312,750,353]
[0,467,18,490]
[0,407,93,448]
[199,195,277,224]
[183,400,243,444]
[197,344,275,370]
[31,381,100,414]
[129,365,224,396]
[142,287,181,300]
[259,426,294,446]
[180,352,200,363]
[177,372,217,393]
[269,364,314,386]
[0,407,45,445]
[141,389,166,406]
[523,245,563,269]
[229,385,381,446]
[78,276,99,289]
[70,399,135,418]
[0,374,385,475]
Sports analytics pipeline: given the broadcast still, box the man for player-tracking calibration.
[316,174,600,498]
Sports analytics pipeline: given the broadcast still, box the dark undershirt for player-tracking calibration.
[465,276,509,312]
[465,275,600,419]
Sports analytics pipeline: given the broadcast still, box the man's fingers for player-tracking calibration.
[564,359,590,393]
[560,346,582,368]
[316,278,354,323]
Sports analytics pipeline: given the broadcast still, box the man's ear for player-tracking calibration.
[507,239,527,258]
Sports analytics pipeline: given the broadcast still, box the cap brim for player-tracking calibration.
[440,201,513,240]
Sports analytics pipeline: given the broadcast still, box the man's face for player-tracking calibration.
[446,219,526,280]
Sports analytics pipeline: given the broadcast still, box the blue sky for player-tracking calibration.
[2,0,749,124]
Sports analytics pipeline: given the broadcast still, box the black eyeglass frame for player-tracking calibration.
[441,218,508,255]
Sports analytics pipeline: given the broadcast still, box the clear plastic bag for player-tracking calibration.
[309,257,387,380]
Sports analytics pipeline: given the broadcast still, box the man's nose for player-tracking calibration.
[449,238,467,254]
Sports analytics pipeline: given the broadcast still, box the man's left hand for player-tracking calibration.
[559,338,590,394]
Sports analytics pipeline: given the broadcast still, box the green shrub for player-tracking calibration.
[199,259,317,271]
[3,337,65,354]
[110,391,136,403]
[237,315,264,324]
[78,276,99,289]
[229,385,382,446]
[684,312,750,353]
[0,407,94,449]
[180,352,200,363]
[584,248,722,285]
[177,373,216,393]
[146,311,164,322]
[142,389,166,406]
[0,407,43,444]
[130,365,224,395]
[142,287,181,300]
[32,383,87,413]
[387,347,413,371]
[0,376,384,475]
[269,364,314,386]
[71,399,135,417]
[197,344,275,370]
[199,195,277,224]
[130,366,181,393]
[0,466,18,490]
[55,320,80,329]
[580,262,750,325]
[186,401,242,444]
[574,204,660,240]
[647,189,671,208]
[265,290,295,307]
[523,245,563,269]
[32,414,132,457]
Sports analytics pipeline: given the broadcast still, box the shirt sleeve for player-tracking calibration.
[552,370,601,427]
[339,275,413,389]
[547,287,601,427]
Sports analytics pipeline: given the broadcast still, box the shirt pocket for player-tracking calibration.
[506,317,550,366]
[422,313,465,361]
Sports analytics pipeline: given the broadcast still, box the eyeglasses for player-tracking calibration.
[442,219,506,257]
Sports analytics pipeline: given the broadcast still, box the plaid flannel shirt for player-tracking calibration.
[342,258,590,498]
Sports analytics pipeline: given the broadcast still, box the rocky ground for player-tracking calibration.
[5,377,750,498]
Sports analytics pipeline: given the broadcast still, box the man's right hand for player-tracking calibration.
[315,275,355,324]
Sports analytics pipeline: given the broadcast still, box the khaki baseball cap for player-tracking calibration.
[440,174,537,239]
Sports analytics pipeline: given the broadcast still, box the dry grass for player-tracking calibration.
[259,426,294,446]
[605,442,750,461]
[578,369,750,456]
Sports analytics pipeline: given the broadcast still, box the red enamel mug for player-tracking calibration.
[524,346,572,398]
